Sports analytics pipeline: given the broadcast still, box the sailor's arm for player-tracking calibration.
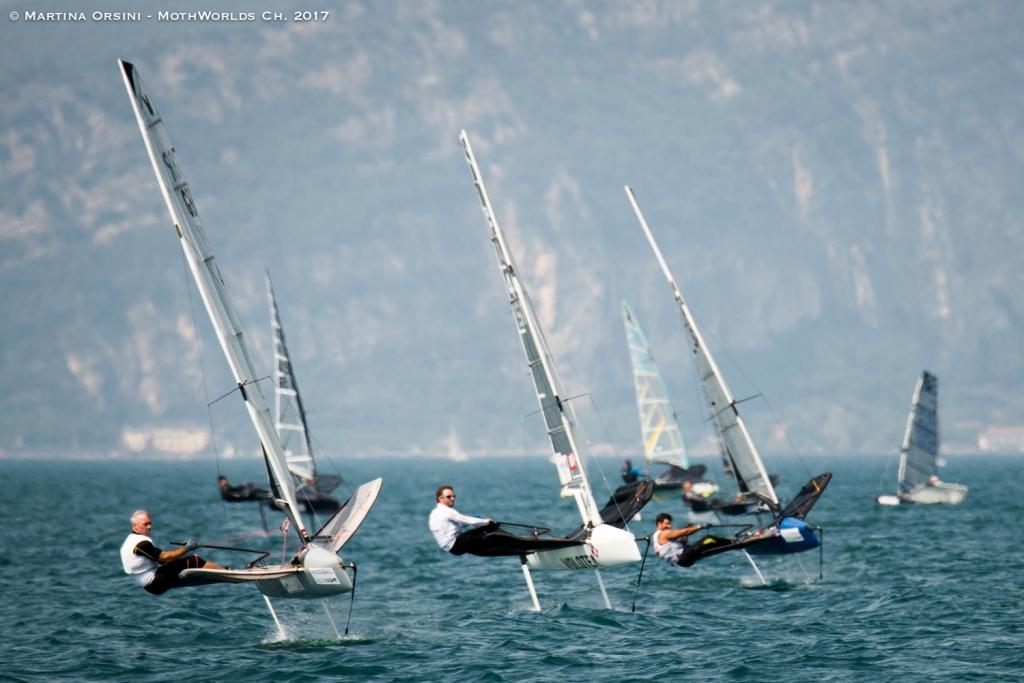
[663,524,704,542]
[156,545,191,563]
[134,540,192,564]
[450,508,490,526]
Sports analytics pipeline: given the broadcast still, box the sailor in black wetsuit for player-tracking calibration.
[217,475,269,502]
[119,509,223,595]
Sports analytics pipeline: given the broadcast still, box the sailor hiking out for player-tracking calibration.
[120,509,224,595]
[652,513,731,568]
[429,485,491,553]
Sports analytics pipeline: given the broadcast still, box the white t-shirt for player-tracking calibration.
[120,532,158,587]
[428,503,488,551]
[652,529,684,564]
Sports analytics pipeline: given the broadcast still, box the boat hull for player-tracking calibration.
[744,517,821,556]
[526,524,641,570]
[258,545,353,598]
[255,564,353,599]
[179,564,353,599]
[879,482,968,505]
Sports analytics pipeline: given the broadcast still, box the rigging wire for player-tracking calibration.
[180,251,230,529]
[698,322,816,493]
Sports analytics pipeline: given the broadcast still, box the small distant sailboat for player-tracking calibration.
[625,186,830,573]
[444,426,469,463]
[621,301,719,500]
[119,59,381,628]
[459,131,653,610]
[877,371,968,506]
[266,271,341,514]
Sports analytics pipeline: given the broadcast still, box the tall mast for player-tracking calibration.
[625,186,778,506]
[460,131,602,525]
[119,60,310,541]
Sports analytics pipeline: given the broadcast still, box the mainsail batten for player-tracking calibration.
[119,60,308,540]
[625,186,778,507]
[460,131,602,526]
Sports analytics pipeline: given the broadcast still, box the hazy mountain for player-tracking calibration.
[2,1,1022,460]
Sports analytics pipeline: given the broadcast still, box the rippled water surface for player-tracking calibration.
[1,455,1021,681]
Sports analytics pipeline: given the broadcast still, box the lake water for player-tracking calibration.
[1,454,1020,681]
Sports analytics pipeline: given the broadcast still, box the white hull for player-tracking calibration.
[181,564,353,599]
[904,482,968,505]
[878,482,968,505]
[526,524,641,571]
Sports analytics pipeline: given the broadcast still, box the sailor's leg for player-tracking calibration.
[594,570,612,610]
[263,595,287,640]
[742,550,768,586]
[520,555,541,612]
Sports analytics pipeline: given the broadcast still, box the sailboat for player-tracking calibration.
[266,270,341,514]
[458,131,653,610]
[877,371,968,505]
[119,59,382,623]
[625,186,830,569]
[621,301,719,501]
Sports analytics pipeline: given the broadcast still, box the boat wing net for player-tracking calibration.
[178,566,302,587]
[449,523,586,557]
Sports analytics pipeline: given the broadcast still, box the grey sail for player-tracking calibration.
[898,371,939,490]
[267,271,341,497]
[878,370,966,505]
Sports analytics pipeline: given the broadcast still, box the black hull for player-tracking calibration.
[685,497,758,516]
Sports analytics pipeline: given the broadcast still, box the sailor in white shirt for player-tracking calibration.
[120,509,223,595]
[428,485,491,553]
[652,512,730,567]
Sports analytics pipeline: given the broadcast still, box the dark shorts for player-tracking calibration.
[144,555,207,595]
[677,536,732,567]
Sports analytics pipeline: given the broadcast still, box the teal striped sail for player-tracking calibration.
[621,302,688,470]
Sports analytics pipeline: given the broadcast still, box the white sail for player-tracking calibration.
[460,131,602,525]
[621,301,688,469]
[119,60,309,541]
[625,186,778,507]
[898,370,939,489]
[266,271,316,484]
